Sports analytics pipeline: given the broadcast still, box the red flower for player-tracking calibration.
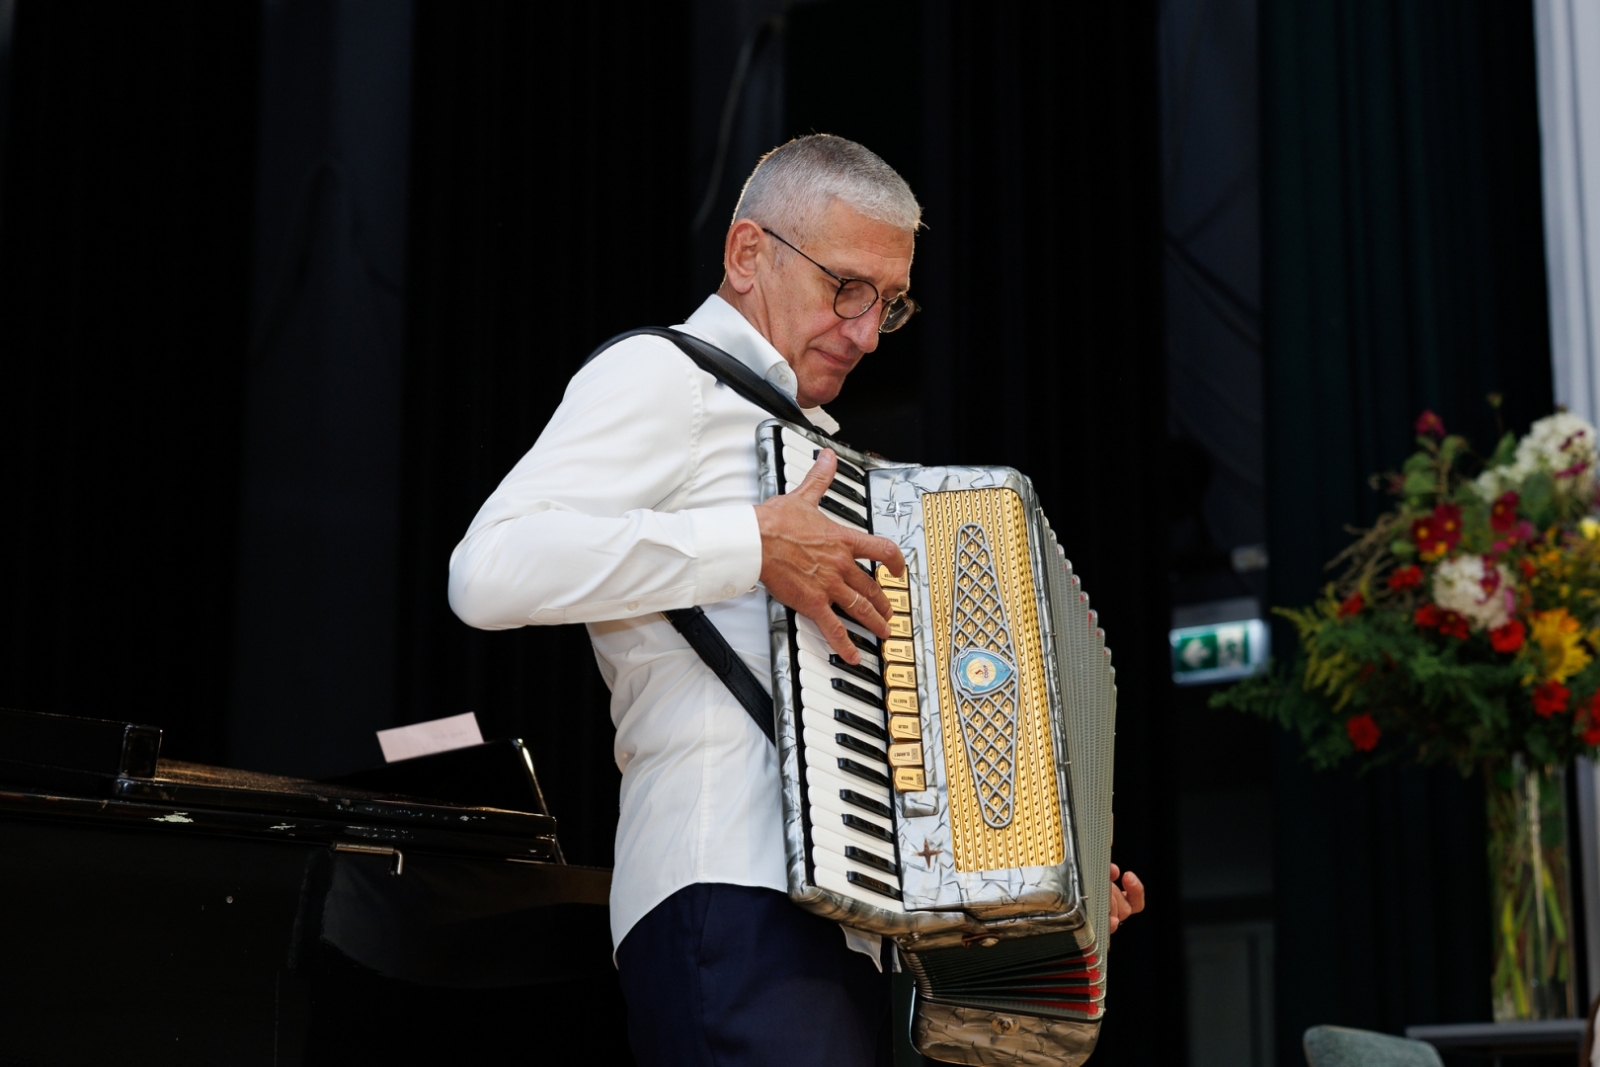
[1584,697,1600,746]
[1346,713,1382,751]
[1339,593,1365,618]
[1415,410,1445,438]
[1534,682,1571,718]
[1412,503,1463,561]
[1574,697,1600,748]
[1437,610,1470,640]
[1414,603,1443,629]
[1388,565,1424,591]
[1490,492,1520,533]
[1519,557,1539,580]
[1489,619,1526,653]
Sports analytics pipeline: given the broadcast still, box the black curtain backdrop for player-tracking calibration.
[402,0,1178,1058]
[396,0,694,868]
[0,1,260,763]
[0,2,1177,1057]
[1261,0,1555,1057]
[913,4,1182,1063]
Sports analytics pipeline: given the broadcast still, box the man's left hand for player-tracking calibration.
[1108,864,1144,934]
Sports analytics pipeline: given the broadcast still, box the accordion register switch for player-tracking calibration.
[877,563,927,793]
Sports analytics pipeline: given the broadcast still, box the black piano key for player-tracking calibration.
[845,871,902,900]
[841,812,895,843]
[819,495,867,527]
[828,479,868,508]
[840,789,893,819]
[837,758,891,788]
[814,449,868,486]
[835,733,889,764]
[845,630,878,656]
[828,654,883,687]
[832,605,875,634]
[844,845,900,876]
[834,708,887,742]
[831,678,883,707]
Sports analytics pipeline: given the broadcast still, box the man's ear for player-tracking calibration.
[723,219,766,294]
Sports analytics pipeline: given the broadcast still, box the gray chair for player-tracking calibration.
[1303,1025,1445,1067]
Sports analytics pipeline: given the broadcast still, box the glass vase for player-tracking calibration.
[1485,756,1576,1021]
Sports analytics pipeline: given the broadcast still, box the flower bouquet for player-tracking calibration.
[1215,408,1600,1021]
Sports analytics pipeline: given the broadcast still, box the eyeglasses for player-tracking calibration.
[762,228,919,333]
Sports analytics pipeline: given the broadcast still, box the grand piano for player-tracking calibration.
[0,707,633,1066]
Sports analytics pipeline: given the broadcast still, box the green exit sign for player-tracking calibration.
[1170,619,1269,685]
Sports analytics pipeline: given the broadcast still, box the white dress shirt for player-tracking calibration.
[448,295,851,955]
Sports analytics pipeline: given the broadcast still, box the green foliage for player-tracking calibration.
[1213,409,1600,774]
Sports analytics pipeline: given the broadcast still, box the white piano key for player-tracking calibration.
[797,650,882,700]
[782,443,867,492]
[802,708,887,754]
[812,844,900,886]
[799,672,885,723]
[795,626,881,675]
[801,703,887,746]
[814,865,904,911]
[803,762,893,816]
[811,817,900,863]
[782,445,815,483]
[810,782,894,836]
[803,726,890,772]
[782,439,867,488]
[797,610,876,649]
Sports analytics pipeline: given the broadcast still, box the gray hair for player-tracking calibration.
[730,135,921,244]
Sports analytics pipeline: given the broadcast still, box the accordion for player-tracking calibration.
[757,420,1118,1067]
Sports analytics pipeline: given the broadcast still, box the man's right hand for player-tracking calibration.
[755,449,907,665]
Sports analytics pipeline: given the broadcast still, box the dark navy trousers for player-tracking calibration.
[616,883,893,1067]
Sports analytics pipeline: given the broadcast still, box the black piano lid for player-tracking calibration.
[327,737,554,817]
[0,708,560,861]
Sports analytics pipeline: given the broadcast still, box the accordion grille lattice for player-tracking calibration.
[923,487,1064,872]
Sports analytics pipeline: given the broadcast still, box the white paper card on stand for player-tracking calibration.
[376,712,483,763]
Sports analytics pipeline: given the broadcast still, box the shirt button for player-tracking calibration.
[723,584,737,597]
[626,600,639,612]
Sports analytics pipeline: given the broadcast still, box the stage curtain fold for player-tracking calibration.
[396,0,693,867]
[913,3,1181,1063]
[0,1,260,762]
[1260,0,1554,1056]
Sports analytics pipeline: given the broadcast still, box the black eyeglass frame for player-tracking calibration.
[761,227,919,333]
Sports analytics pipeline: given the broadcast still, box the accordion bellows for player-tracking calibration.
[756,421,1118,1067]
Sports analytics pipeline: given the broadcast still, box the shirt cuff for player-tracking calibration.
[689,505,763,604]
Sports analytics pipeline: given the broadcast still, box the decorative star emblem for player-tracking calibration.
[915,839,941,867]
[877,500,913,518]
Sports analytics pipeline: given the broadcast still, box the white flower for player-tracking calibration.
[1431,555,1515,632]
[1477,412,1600,499]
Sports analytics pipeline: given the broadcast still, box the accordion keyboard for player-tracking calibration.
[778,429,907,912]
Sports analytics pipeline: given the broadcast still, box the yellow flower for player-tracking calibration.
[1582,517,1600,541]
[1528,608,1592,683]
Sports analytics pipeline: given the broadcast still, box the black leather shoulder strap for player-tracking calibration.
[582,326,790,745]
[583,326,818,432]
[665,606,775,744]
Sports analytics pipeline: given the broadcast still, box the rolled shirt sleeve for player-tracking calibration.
[447,336,763,630]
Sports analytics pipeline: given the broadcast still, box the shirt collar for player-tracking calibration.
[675,295,840,435]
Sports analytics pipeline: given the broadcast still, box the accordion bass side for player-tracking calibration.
[756,420,1119,1067]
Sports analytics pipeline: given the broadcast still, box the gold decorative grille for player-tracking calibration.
[922,487,1063,872]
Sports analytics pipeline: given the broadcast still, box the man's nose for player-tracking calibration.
[840,307,880,352]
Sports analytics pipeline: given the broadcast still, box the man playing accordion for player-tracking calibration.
[449,135,1143,1067]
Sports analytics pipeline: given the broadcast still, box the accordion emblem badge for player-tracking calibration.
[756,420,1119,1067]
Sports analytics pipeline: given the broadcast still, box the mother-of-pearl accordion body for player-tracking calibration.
[756,421,1119,1067]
